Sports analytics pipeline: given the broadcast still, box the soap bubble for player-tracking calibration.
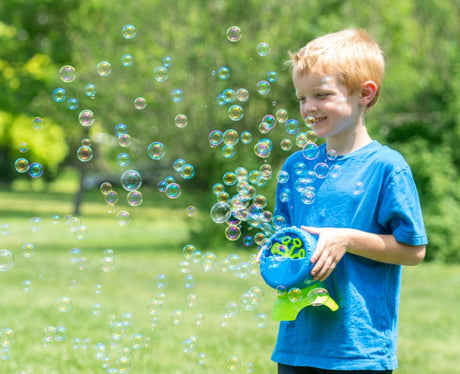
[227,355,241,371]
[202,252,217,271]
[0,249,14,271]
[171,310,185,325]
[174,113,188,128]
[14,158,29,173]
[180,164,195,179]
[330,164,342,178]
[78,109,95,127]
[18,142,29,153]
[56,296,72,312]
[97,61,112,76]
[165,183,181,199]
[327,149,338,161]
[223,129,239,146]
[67,98,79,110]
[162,56,172,67]
[256,80,270,95]
[228,105,244,121]
[225,225,241,241]
[0,328,16,348]
[236,88,249,102]
[84,84,96,97]
[134,97,146,110]
[28,162,44,178]
[31,116,44,130]
[52,88,66,102]
[127,191,143,207]
[288,288,302,302]
[210,202,232,223]
[147,142,165,160]
[304,116,316,128]
[100,182,113,195]
[171,89,184,103]
[173,158,186,172]
[153,66,168,82]
[353,182,365,195]
[21,243,36,258]
[105,191,118,206]
[302,143,319,160]
[121,54,134,66]
[116,152,130,167]
[77,146,93,162]
[116,210,131,226]
[208,130,223,147]
[114,123,128,136]
[122,24,136,39]
[100,256,115,272]
[118,134,131,147]
[285,118,300,135]
[59,65,76,82]
[256,42,271,56]
[254,138,273,158]
[255,312,268,328]
[314,162,329,178]
[120,170,142,191]
[280,138,292,151]
[217,66,230,80]
[226,26,243,42]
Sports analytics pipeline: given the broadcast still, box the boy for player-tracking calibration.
[271,28,428,373]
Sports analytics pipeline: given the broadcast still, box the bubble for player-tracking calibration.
[114,123,128,136]
[256,42,271,56]
[173,158,186,172]
[56,296,72,312]
[105,191,118,205]
[52,88,66,102]
[236,88,249,102]
[77,146,93,162]
[78,109,95,127]
[353,181,365,195]
[162,56,172,67]
[306,130,318,143]
[59,65,76,82]
[223,172,236,186]
[134,97,146,110]
[217,66,230,80]
[180,164,195,179]
[116,210,131,226]
[18,142,29,153]
[117,152,130,167]
[304,116,316,128]
[223,88,236,103]
[67,98,79,110]
[120,170,142,191]
[117,134,131,148]
[28,162,44,178]
[97,61,112,76]
[228,105,244,121]
[302,143,320,160]
[153,66,168,82]
[223,129,239,146]
[147,142,165,160]
[127,190,143,206]
[171,89,184,103]
[174,113,188,128]
[327,149,338,160]
[202,252,217,271]
[256,80,270,95]
[314,162,329,178]
[22,279,32,292]
[14,158,29,173]
[285,118,300,135]
[210,202,232,223]
[212,183,225,195]
[208,130,223,147]
[165,183,181,199]
[186,206,197,217]
[100,256,115,272]
[226,26,243,42]
[225,225,241,241]
[100,182,112,195]
[182,244,196,260]
[254,138,273,158]
[0,328,16,348]
[122,24,136,39]
[0,249,14,271]
[255,312,268,328]
[21,243,36,258]
[330,164,342,178]
[280,139,292,151]
[171,310,185,325]
[121,54,134,66]
[240,131,252,144]
[84,83,96,97]
[31,116,44,130]
[301,186,316,205]
[288,288,302,302]
[267,70,278,82]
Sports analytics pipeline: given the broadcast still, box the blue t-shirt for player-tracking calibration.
[271,140,428,371]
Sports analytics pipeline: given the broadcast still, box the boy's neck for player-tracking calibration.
[326,123,373,155]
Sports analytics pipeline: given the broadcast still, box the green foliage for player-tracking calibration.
[0,0,459,261]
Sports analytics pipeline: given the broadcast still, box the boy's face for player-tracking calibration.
[292,70,363,140]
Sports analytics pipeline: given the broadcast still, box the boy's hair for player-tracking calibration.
[288,28,384,108]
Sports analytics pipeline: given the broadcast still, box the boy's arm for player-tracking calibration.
[302,226,426,282]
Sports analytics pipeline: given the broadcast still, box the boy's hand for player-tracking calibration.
[301,226,350,281]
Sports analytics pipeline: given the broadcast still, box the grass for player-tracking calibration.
[0,182,459,373]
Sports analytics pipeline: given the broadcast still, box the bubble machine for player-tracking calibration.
[259,226,338,320]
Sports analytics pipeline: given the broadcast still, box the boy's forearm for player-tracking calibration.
[346,229,426,266]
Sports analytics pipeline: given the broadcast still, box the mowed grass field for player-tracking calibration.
[0,183,459,374]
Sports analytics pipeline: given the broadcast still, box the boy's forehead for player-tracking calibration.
[293,70,336,87]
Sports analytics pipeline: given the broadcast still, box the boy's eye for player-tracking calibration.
[315,92,330,98]
[297,96,306,103]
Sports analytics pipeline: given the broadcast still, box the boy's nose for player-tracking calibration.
[301,101,317,117]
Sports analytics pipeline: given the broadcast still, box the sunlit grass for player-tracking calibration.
[0,185,459,373]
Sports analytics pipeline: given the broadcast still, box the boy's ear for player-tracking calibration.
[360,81,377,107]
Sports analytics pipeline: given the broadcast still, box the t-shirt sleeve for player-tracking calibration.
[377,167,428,246]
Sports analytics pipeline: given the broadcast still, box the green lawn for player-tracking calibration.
[0,186,459,373]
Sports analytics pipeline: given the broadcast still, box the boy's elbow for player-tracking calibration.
[407,245,426,266]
